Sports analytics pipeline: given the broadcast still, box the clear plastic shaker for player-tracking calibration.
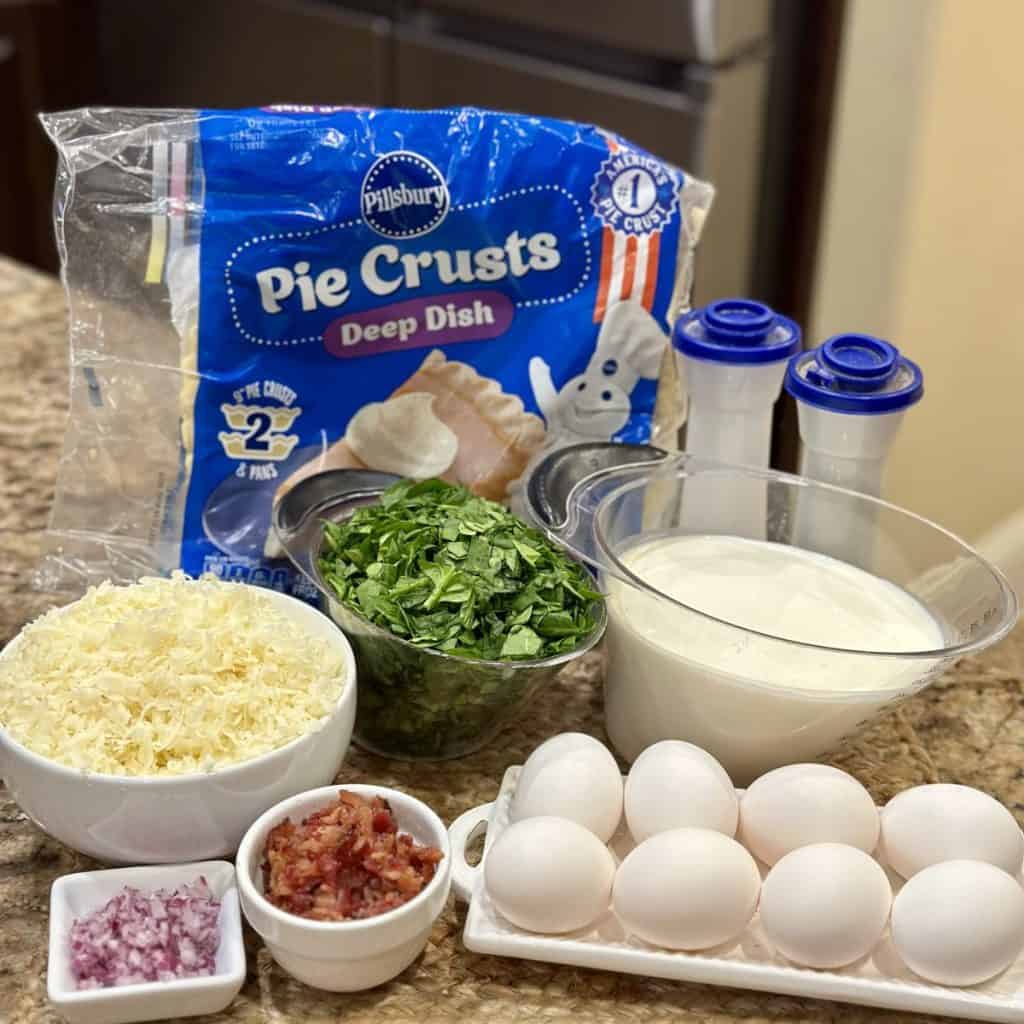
[672,299,800,536]
[786,333,923,494]
[785,334,923,562]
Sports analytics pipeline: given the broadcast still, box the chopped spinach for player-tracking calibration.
[316,479,606,759]
[318,478,603,661]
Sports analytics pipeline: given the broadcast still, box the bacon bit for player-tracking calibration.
[261,791,444,922]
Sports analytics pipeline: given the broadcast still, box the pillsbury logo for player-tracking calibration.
[360,151,450,239]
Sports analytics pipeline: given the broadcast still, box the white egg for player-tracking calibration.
[484,816,616,934]
[511,733,623,842]
[739,763,879,865]
[891,859,1024,985]
[613,827,760,950]
[880,784,1024,879]
[759,843,892,969]
[515,732,610,795]
[624,740,738,843]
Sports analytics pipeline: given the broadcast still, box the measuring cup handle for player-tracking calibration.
[447,802,494,903]
[525,442,669,529]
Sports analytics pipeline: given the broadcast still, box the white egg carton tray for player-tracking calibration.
[448,767,1024,1024]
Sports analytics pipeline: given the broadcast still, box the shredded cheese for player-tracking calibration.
[0,573,347,776]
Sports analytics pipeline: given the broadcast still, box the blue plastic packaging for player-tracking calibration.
[39,106,713,595]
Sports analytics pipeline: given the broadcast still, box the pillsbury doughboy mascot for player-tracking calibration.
[528,300,666,445]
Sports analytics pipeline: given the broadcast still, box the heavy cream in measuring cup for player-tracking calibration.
[604,535,945,783]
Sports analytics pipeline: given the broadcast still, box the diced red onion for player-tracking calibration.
[69,877,221,989]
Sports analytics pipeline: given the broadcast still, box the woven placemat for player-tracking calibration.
[1,256,1022,1024]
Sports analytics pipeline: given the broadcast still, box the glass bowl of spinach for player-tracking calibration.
[314,477,606,760]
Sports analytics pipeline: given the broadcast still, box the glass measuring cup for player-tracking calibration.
[271,469,606,760]
[525,446,1017,783]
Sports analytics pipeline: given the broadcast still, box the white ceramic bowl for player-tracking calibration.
[0,587,357,863]
[236,784,451,991]
[47,860,245,1024]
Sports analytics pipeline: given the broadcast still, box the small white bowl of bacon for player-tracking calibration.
[47,861,245,1024]
[235,785,450,991]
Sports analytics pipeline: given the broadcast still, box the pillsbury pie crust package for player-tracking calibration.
[39,106,712,596]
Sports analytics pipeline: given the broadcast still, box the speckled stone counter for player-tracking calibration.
[1,255,1021,1024]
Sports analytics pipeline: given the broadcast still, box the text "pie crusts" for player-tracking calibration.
[255,230,562,314]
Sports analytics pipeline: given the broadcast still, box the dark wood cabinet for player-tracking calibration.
[0,0,98,271]
[95,0,391,108]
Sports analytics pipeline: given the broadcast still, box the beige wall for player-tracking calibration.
[810,0,1024,544]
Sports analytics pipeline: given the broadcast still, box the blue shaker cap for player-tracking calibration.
[785,333,924,415]
[672,299,802,366]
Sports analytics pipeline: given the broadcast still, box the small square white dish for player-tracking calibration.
[449,768,1024,1024]
[47,860,246,1024]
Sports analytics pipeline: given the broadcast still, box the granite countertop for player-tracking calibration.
[1,254,1022,1024]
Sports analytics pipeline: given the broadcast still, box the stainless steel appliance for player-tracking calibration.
[393,0,773,302]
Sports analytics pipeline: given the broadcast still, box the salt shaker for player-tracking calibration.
[785,333,923,561]
[672,299,800,536]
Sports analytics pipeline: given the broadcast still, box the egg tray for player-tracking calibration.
[448,767,1024,1024]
